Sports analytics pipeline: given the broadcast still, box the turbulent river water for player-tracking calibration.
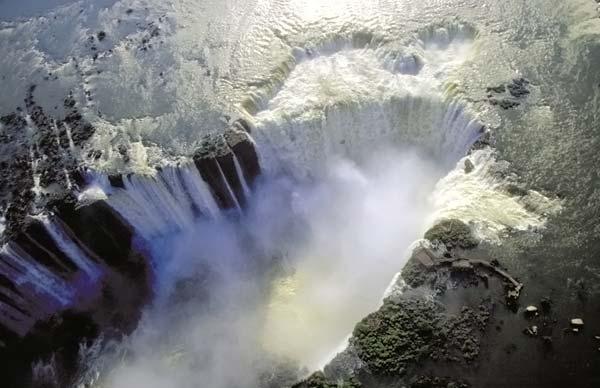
[1,1,600,387]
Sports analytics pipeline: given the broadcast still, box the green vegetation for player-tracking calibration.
[424,219,478,249]
[291,371,361,388]
[349,297,489,377]
[400,257,432,288]
[351,298,439,375]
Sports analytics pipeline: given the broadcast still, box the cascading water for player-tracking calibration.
[2,0,589,386]
[60,25,558,388]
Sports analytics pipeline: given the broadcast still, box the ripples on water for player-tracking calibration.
[1,0,599,387]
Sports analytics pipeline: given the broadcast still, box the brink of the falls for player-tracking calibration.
[1,1,599,388]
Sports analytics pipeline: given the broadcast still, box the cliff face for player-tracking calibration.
[0,114,261,386]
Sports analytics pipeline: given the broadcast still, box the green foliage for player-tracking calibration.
[350,298,439,375]
[400,257,431,288]
[291,371,362,388]
[350,297,489,377]
[424,219,478,249]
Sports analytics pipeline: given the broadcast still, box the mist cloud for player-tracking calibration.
[82,145,445,388]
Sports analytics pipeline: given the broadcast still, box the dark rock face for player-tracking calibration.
[485,78,531,110]
[507,78,531,98]
[463,158,474,174]
[0,88,94,242]
[194,152,242,209]
[193,121,261,209]
[0,196,151,387]
[469,128,494,151]
[6,311,100,388]
[0,106,263,386]
[13,219,79,276]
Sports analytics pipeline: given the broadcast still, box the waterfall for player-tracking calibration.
[0,12,564,388]
[0,128,261,339]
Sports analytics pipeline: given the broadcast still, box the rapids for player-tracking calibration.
[2,0,599,387]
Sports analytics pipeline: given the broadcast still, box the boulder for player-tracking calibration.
[464,158,474,174]
[570,318,584,327]
[525,305,538,317]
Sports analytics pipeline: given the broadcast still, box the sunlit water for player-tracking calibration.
[2,0,595,387]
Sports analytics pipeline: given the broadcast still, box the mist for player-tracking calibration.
[83,145,445,388]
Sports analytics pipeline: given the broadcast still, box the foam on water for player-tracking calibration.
[99,163,221,240]
[33,214,102,281]
[0,1,577,386]
[68,24,561,386]
[430,148,562,241]
[0,242,74,335]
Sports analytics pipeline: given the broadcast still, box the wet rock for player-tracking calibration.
[118,144,130,163]
[506,284,523,310]
[525,305,539,317]
[486,85,506,94]
[504,183,528,197]
[12,219,78,276]
[523,326,539,337]
[194,146,242,209]
[464,158,474,174]
[570,318,584,328]
[470,128,494,150]
[1,310,99,388]
[486,78,529,109]
[193,123,261,210]
[507,78,531,98]
[489,98,520,109]
[1,89,95,242]
[108,174,125,189]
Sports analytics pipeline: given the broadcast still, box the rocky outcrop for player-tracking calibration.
[0,88,262,388]
[329,294,491,387]
[486,78,531,110]
[0,88,94,242]
[193,120,261,209]
[0,197,151,388]
[424,219,479,250]
[0,108,263,386]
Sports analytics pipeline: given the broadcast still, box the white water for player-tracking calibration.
[0,0,581,386]
[75,146,443,388]
[0,211,105,335]
[72,24,560,388]
[34,214,101,281]
[92,163,221,239]
[0,243,74,335]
